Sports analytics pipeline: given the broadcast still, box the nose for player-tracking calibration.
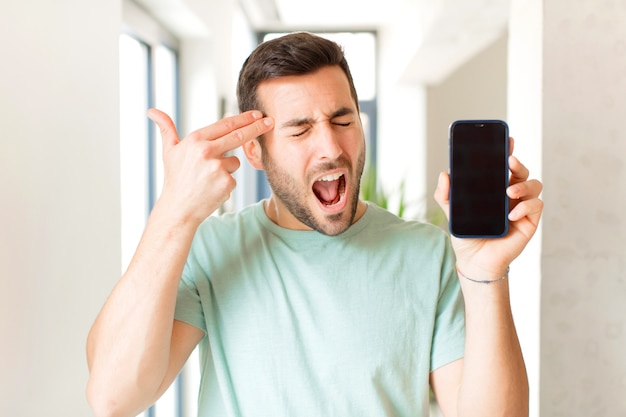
[315,122,343,161]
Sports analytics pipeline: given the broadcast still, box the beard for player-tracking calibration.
[262,149,365,236]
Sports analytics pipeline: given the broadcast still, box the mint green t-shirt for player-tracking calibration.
[175,201,465,417]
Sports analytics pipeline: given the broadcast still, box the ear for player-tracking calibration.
[243,138,264,170]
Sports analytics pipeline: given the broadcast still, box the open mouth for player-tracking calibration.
[312,172,346,207]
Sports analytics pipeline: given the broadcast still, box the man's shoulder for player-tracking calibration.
[200,201,262,227]
[192,201,265,244]
[363,203,448,241]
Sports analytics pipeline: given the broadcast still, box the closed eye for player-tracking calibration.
[291,127,310,137]
[329,107,356,128]
[331,115,355,128]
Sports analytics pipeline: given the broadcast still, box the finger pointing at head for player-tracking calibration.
[219,114,274,155]
[189,111,274,154]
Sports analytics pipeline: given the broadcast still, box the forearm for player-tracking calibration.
[457,273,529,417]
[86,201,200,416]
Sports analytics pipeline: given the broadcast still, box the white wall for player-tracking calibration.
[538,1,626,415]
[0,1,122,416]
[509,1,626,415]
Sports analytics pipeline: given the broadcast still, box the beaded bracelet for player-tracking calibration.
[456,265,510,284]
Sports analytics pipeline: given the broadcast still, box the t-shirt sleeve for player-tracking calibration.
[174,262,208,334]
[430,237,465,372]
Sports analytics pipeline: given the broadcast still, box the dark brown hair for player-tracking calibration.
[237,32,359,114]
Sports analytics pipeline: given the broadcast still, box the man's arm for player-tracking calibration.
[431,144,543,417]
[430,278,529,417]
[86,201,204,417]
[88,318,204,417]
[86,110,274,417]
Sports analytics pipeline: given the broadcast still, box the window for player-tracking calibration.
[152,44,179,197]
[118,37,179,274]
[119,33,150,273]
[119,7,181,417]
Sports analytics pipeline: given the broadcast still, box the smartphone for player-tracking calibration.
[449,120,510,238]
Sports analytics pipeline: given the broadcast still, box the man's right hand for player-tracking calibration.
[148,109,274,225]
[87,110,273,417]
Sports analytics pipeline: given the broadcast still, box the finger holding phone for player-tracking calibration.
[434,120,544,279]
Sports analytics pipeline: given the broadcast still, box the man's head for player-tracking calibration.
[239,33,367,236]
[237,32,359,115]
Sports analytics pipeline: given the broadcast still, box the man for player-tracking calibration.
[87,32,543,417]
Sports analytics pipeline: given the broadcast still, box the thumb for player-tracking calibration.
[147,108,180,152]
[433,171,451,219]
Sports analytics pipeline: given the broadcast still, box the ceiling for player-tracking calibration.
[240,0,415,31]
[240,0,510,84]
[133,0,510,85]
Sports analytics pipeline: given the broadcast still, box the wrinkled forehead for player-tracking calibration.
[256,66,357,120]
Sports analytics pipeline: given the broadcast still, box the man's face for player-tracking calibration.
[255,65,366,236]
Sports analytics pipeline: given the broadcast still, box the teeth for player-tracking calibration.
[317,173,343,182]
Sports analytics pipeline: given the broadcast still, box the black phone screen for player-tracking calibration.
[449,120,509,238]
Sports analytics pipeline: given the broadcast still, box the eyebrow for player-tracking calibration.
[279,107,356,129]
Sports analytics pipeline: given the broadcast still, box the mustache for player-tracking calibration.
[309,157,352,175]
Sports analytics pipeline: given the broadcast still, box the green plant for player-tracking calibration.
[360,164,447,229]
[360,164,407,218]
